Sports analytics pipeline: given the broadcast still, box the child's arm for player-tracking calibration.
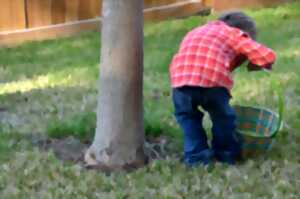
[230,54,247,71]
[228,31,276,71]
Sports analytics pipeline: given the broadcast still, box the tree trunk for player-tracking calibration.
[85,0,145,170]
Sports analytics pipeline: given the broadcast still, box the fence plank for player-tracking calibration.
[51,0,66,25]
[144,1,207,21]
[210,0,289,11]
[0,0,26,31]
[144,0,183,8]
[65,0,80,22]
[91,0,101,17]
[202,0,214,7]
[0,19,101,47]
[79,0,101,20]
[27,0,52,28]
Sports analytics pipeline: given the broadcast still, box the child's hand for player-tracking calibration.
[247,62,261,71]
[247,62,272,71]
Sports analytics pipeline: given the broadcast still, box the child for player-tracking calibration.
[169,11,276,166]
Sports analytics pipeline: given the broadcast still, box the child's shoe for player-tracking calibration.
[184,149,214,167]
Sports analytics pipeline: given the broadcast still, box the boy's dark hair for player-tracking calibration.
[218,11,257,40]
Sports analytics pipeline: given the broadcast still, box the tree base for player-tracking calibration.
[84,148,147,172]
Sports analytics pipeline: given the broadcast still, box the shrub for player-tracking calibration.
[47,111,169,141]
[47,112,96,142]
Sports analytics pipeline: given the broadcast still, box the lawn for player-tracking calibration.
[0,1,300,198]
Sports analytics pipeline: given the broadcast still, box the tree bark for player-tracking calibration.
[85,0,145,170]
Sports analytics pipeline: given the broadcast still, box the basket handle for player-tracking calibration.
[263,70,284,138]
[272,82,284,138]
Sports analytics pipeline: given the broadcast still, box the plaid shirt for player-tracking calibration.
[169,21,276,91]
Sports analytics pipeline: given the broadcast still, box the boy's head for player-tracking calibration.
[218,11,257,40]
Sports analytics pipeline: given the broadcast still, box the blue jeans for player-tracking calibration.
[172,86,242,166]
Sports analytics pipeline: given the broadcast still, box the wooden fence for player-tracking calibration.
[0,0,208,32]
[210,0,289,11]
[0,0,210,46]
[0,0,289,46]
[0,0,101,32]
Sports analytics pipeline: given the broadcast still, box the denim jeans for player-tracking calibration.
[172,86,242,166]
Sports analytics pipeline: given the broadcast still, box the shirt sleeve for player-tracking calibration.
[228,30,276,69]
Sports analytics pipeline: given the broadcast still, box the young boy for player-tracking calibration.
[169,11,276,166]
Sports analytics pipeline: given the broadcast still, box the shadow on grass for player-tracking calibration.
[0,77,184,169]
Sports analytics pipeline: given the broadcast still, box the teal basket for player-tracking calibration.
[234,104,283,158]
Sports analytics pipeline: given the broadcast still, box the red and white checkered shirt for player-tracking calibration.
[169,21,276,91]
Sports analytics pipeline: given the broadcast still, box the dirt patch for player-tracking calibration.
[28,134,180,166]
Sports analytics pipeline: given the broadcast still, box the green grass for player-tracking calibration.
[0,132,31,162]
[0,1,300,198]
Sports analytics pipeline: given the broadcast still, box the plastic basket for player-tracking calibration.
[234,105,283,158]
